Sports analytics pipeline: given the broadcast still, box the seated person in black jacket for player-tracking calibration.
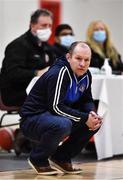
[86,20,123,74]
[0,9,55,106]
[53,24,75,58]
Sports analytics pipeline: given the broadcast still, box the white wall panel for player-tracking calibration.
[0,0,38,66]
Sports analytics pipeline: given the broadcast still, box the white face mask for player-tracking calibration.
[36,28,52,42]
[60,35,75,47]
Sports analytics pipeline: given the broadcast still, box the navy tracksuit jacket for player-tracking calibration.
[20,56,95,124]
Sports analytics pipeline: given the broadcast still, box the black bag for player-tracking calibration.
[14,128,32,156]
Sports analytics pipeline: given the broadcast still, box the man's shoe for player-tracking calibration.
[28,158,58,175]
[49,158,82,174]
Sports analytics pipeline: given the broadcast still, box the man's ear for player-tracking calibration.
[55,36,60,43]
[66,53,70,62]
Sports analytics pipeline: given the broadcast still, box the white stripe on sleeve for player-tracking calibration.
[53,66,81,121]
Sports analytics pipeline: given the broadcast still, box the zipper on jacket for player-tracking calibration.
[75,82,80,94]
[74,74,79,94]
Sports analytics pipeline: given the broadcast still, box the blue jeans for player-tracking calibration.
[20,111,72,166]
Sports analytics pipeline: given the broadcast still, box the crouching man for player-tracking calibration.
[19,41,102,175]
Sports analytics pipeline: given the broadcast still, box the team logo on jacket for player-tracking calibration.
[34,54,40,59]
[79,84,86,93]
[45,54,49,63]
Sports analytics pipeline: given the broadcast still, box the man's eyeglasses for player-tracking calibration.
[60,33,73,36]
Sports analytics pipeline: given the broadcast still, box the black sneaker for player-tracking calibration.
[49,158,82,174]
[28,158,58,175]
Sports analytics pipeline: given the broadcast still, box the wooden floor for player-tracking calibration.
[1,159,123,180]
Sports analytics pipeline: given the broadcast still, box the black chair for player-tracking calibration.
[0,92,20,128]
[0,91,33,156]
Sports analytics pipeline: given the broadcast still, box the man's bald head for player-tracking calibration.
[68,41,91,58]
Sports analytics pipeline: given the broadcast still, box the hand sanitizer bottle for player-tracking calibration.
[101,58,112,75]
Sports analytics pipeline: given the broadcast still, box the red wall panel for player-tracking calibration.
[39,0,61,44]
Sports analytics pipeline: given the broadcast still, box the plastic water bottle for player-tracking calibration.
[101,58,112,75]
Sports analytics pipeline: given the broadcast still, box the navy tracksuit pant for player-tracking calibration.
[20,111,98,166]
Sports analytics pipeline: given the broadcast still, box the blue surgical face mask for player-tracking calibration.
[93,30,106,42]
[60,35,75,47]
